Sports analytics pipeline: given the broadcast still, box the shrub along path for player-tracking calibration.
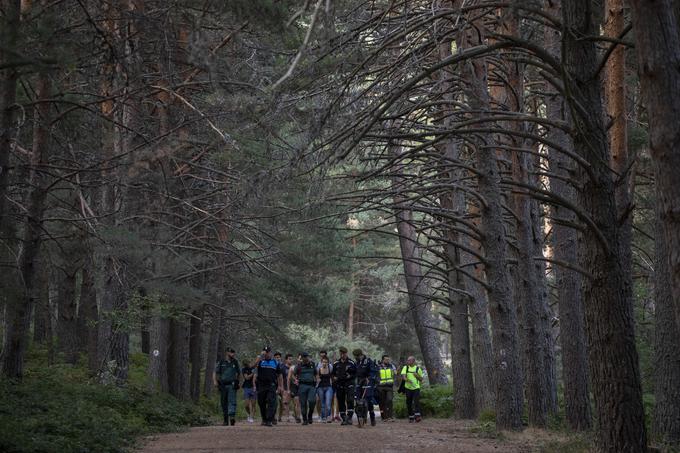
[140,418,562,452]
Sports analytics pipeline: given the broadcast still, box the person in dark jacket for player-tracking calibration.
[253,346,284,427]
[353,348,378,426]
[332,346,356,425]
[213,347,241,426]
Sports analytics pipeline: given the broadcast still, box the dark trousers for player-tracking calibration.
[377,385,394,419]
[298,383,316,421]
[406,388,421,418]
[257,384,278,422]
[219,383,237,419]
[336,381,354,419]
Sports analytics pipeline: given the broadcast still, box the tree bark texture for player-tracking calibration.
[0,0,21,227]
[492,7,550,427]
[203,309,221,397]
[544,0,592,430]
[148,315,170,392]
[56,268,78,364]
[629,0,680,335]
[604,0,634,317]
[189,309,202,403]
[1,72,50,378]
[168,316,190,400]
[393,205,448,386]
[563,0,647,450]
[435,21,476,417]
[652,187,680,445]
[32,253,51,345]
[78,263,99,375]
[459,10,523,430]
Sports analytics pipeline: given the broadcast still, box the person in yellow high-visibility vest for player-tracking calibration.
[377,355,397,421]
[400,356,424,423]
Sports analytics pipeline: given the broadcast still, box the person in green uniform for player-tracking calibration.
[213,347,241,426]
[400,356,424,423]
[293,352,318,425]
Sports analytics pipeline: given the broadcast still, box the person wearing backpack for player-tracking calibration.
[353,348,378,426]
[213,347,241,426]
[400,356,424,423]
[294,352,318,425]
[332,346,357,425]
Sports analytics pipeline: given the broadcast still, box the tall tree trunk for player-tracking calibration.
[604,0,634,315]
[435,18,475,416]
[459,11,523,430]
[465,244,496,414]
[544,0,592,430]
[629,0,680,333]
[148,315,170,392]
[494,7,549,427]
[95,1,130,384]
[203,309,220,398]
[0,0,21,227]
[563,0,647,450]
[56,267,78,364]
[652,185,680,445]
[33,251,51,345]
[1,71,50,378]
[77,262,99,375]
[168,316,190,400]
[189,309,202,403]
[459,210,496,413]
[391,148,448,386]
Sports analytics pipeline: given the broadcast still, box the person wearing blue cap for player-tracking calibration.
[253,346,284,427]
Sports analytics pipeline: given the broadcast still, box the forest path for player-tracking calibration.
[140,418,556,452]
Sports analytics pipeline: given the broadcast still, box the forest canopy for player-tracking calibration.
[2,1,680,452]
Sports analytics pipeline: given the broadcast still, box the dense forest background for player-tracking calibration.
[1,1,680,452]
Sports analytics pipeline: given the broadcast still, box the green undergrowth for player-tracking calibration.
[392,385,455,419]
[0,349,213,453]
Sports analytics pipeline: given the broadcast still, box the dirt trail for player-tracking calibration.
[140,419,554,453]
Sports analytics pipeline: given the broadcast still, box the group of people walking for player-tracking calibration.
[212,346,425,427]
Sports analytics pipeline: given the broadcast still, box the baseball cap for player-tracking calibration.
[226,347,235,353]
[263,346,272,352]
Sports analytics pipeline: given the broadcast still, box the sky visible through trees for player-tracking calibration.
[1,1,680,452]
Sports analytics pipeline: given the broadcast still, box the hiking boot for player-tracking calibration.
[295,417,302,424]
[230,418,236,426]
[272,419,277,425]
[265,421,273,427]
[409,417,415,423]
[370,415,376,426]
